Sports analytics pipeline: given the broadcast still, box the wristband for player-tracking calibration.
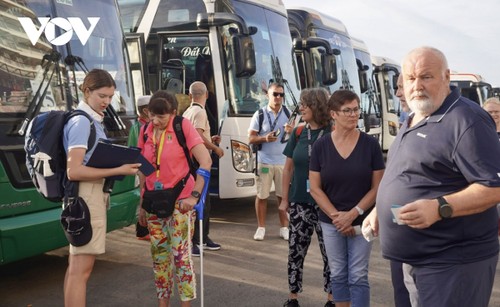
[355,206,364,215]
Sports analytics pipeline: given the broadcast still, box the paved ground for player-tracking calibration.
[1,196,500,307]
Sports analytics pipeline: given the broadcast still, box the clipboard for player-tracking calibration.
[87,140,155,179]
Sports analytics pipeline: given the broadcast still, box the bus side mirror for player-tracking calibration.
[359,70,369,93]
[232,34,256,78]
[393,74,399,91]
[322,53,337,85]
[362,112,371,133]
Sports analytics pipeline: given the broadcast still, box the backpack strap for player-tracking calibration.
[67,110,96,151]
[63,110,97,199]
[295,124,305,138]
[173,116,197,177]
[142,121,150,143]
[257,108,264,134]
[283,106,290,119]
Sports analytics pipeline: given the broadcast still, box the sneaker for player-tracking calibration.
[192,244,200,257]
[283,298,300,307]
[280,227,289,241]
[253,227,265,241]
[203,237,221,250]
[324,301,335,307]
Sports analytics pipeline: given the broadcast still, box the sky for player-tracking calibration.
[283,0,500,86]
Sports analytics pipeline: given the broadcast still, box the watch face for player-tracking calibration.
[440,204,453,218]
[191,191,201,198]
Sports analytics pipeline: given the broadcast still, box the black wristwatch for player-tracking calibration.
[191,190,201,199]
[437,196,453,219]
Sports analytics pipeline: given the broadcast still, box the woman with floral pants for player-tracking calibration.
[138,91,211,307]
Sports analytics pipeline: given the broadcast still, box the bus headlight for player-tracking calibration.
[231,140,253,173]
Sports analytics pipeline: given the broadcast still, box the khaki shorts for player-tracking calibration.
[256,163,283,199]
[70,180,107,255]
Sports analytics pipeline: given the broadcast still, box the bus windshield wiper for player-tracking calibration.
[269,55,299,144]
[64,53,125,131]
[18,51,61,136]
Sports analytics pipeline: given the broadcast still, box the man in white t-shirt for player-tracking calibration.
[183,81,223,256]
[248,82,290,241]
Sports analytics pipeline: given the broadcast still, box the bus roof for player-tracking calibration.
[450,72,485,82]
[351,37,370,53]
[287,6,349,35]
[371,55,400,68]
[246,0,287,15]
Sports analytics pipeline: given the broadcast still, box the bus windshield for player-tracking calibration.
[120,0,206,33]
[450,81,492,105]
[0,0,133,116]
[354,49,380,117]
[225,1,300,116]
[315,28,360,94]
[380,70,399,114]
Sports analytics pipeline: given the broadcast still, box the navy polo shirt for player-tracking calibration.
[377,88,500,266]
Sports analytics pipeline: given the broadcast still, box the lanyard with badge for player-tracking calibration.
[265,108,283,134]
[261,108,283,175]
[152,129,166,190]
[306,125,324,193]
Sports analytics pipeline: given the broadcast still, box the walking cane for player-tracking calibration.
[194,168,210,307]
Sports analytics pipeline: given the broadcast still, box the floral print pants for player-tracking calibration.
[288,202,331,294]
[147,206,196,301]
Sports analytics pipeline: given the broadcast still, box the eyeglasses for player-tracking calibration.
[272,92,285,98]
[339,107,361,116]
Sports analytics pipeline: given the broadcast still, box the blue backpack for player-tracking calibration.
[24,110,96,202]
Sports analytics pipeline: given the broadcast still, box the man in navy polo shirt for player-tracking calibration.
[364,46,500,307]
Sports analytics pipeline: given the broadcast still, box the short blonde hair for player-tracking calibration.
[483,97,500,108]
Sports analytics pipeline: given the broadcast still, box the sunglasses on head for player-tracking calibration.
[272,92,285,97]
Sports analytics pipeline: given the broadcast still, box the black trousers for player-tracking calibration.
[390,260,411,307]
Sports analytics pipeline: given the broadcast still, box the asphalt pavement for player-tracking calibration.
[1,196,500,307]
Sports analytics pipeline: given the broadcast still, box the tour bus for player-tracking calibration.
[371,56,400,152]
[286,7,371,134]
[450,72,492,105]
[0,0,139,265]
[351,37,383,146]
[118,0,300,198]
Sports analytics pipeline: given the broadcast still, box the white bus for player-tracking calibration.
[287,8,376,134]
[450,72,492,106]
[371,56,400,152]
[287,7,360,95]
[118,0,300,198]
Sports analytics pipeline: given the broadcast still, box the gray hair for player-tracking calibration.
[189,81,207,97]
[403,46,449,76]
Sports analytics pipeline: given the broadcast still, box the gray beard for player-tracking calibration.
[408,98,435,116]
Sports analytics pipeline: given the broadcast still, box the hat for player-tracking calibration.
[137,95,151,107]
[60,197,92,247]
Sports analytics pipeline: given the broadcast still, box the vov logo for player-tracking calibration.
[18,17,100,46]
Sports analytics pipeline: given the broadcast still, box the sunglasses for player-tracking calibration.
[272,92,285,98]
